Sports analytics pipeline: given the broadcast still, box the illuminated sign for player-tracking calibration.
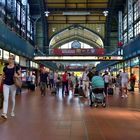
[0,49,2,59]
[15,55,19,64]
[74,72,82,77]
[3,50,9,60]
[34,56,123,61]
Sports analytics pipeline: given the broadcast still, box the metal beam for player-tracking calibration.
[47,8,109,12]
[39,0,49,54]
[46,2,108,4]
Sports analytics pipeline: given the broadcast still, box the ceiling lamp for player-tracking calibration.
[63,11,90,15]
[44,11,50,17]
[103,11,108,16]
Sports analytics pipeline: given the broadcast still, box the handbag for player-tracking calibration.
[13,66,22,88]
[14,77,22,88]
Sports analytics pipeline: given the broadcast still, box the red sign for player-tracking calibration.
[118,41,123,47]
[52,48,104,55]
[65,65,87,70]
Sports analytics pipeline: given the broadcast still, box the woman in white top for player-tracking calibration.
[69,72,76,94]
[82,68,89,98]
[103,71,110,95]
[0,55,21,119]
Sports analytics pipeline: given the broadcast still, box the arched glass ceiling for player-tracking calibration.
[49,27,104,48]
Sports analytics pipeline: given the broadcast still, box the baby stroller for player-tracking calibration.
[90,88,106,107]
[89,71,106,107]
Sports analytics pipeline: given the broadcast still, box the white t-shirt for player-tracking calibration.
[32,75,36,84]
[120,72,128,83]
[54,73,58,81]
[82,72,89,81]
[104,75,110,83]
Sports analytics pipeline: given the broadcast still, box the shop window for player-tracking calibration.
[134,2,138,21]
[123,32,127,45]
[21,7,26,26]
[134,21,140,37]
[22,0,27,5]
[0,0,5,20]
[17,2,20,21]
[27,17,30,32]
[0,0,5,5]
[123,15,127,31]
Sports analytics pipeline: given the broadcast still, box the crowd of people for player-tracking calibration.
[0,56,137,120]
[38,67,136,99]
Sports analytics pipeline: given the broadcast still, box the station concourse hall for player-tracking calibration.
[0,0,140,140]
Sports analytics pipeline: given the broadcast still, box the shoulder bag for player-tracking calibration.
[13,66,22,88]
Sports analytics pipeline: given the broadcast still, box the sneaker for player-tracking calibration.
[125,94,128,98]
[11,112,15,117]
[121,95,125,98]
[1,113,7,119]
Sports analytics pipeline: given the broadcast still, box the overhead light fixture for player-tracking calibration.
[44,11,50,17]
[52,27,56,32]
[96,27,101,32]
[63,11,90,16]
[103,11,108,16]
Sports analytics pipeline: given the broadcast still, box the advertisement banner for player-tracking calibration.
[52,48,104,55]
[65,65,87,71]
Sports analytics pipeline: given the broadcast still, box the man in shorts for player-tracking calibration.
[120,69,129,98]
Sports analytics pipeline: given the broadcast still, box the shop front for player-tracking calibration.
[130,57,139,88]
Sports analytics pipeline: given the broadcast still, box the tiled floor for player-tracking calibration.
[0,88,140,140]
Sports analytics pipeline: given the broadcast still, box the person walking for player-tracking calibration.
[103,71,110,95]
[82,68,89,98]
[69,72,76,94]
[49,71,54,89]
[0,55,21,119]
[120,68,129,98]
[129,73,136,92]
[26,72,32,91]
[62,71,69,96]
[38,68,48,96]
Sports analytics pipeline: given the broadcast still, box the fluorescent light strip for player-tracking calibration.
[63,12,90,15]
[34,56,123,61]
